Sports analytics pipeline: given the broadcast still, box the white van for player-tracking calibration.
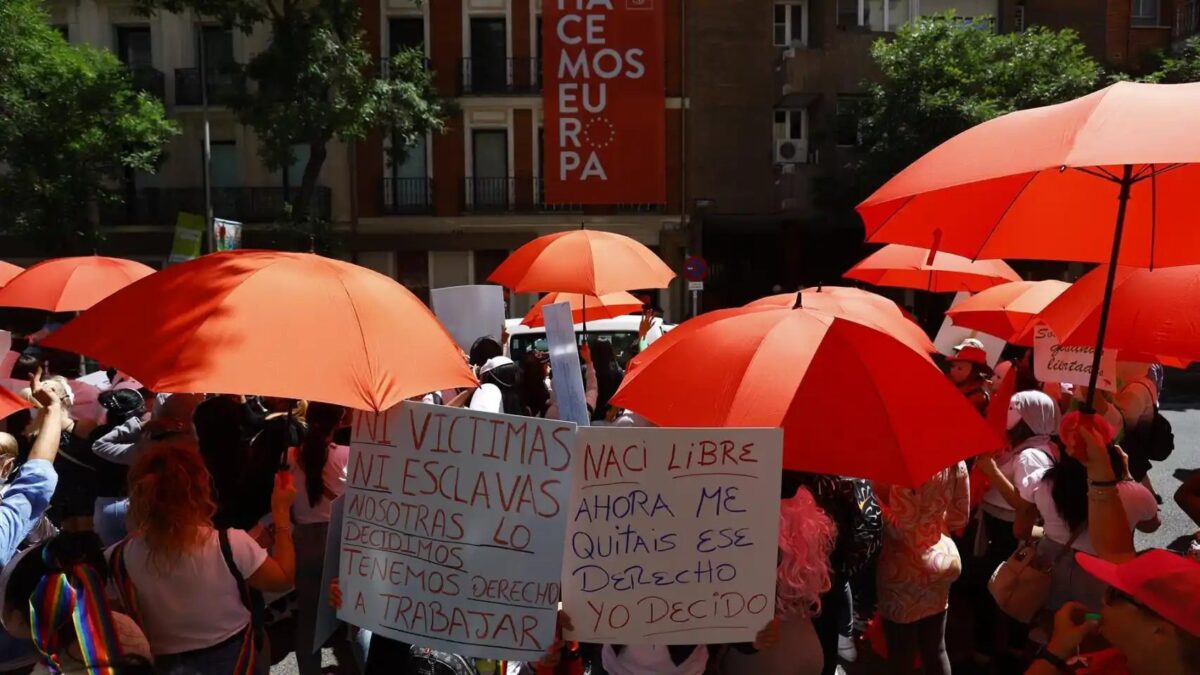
[505,315,672,367]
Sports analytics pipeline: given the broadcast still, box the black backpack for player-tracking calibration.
[1130,407,1175,462]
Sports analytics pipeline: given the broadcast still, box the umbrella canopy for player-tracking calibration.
[858,81,1200,400]
[1038,265,1200,365]
[521,291,643,328]
[0,263,24,288]
[0,387,31,421]
[0,257,155,312]
[844,244,1020,292]
[488,230,675,295]
[611,304,999,487]
[946,280,1071,343]
[747,286,935,358]
[42,250,476,411]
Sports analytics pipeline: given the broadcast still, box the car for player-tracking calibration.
[505,314,673,367]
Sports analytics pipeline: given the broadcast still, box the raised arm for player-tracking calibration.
[1080,423,1135,563]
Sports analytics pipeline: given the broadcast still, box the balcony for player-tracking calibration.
[458,57,541,95]
[534,178,583,213]
[128,66,166,100]
[174,67,245,106]
[381,177,434,214]
[462,177,663,214]
[1176,0,1200,41]
[106,186,332,225]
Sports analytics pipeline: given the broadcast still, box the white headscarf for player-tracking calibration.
[1007,390,1061,436]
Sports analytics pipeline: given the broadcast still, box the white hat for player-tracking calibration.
[479,356,514,377]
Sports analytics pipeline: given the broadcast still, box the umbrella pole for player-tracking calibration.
[1083,163,1133,412]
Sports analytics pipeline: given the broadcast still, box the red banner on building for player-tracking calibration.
[542,0,665,205]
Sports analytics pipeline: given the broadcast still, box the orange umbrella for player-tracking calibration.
[611,304,999,487]
[42,250,476,411]
[1038,265,1200,365]
[747,286,935,358]
[0,387,31,420]
[0,263,24,288]
[946,280,1071,343]
[0,257,154,312]
[858,81,1200,400]
[521,291,643,328]
[844,244,1020,292]
[489,230,675,295]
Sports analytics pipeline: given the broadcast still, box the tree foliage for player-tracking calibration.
[830,14,1101,210]
[1141,36,1200,83]
[135,0,445,239]
[0,0,177,253]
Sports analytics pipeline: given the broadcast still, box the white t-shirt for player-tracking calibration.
[108,528,268,655]
[1032,479,1159,555]
[982,441,1056,513]
[288,444,350,524]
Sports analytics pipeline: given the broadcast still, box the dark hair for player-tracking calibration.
[1045,445,1126,532]
[518,355,550,418]
[469,337,504,367]
[300,402,346,507]
[589,341,624,422]
[4,532,109,629]
[192,396,249,528]
[482,362,524,416]
[10,354,40,381]
[98,390,145,427]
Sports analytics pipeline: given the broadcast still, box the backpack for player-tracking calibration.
[408,646,479,675]
[1128,407,1175,462]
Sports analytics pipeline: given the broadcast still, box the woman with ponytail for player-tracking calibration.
[110,442,295,674]
[286,401,351,675]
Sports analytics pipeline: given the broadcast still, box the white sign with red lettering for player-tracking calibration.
[561,426,783,645]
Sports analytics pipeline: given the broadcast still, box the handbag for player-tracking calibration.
[988,528,1081,623]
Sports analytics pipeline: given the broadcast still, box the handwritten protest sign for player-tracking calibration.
[338,401,576,661]
[431,285,507,352]
[562,427,783,645]
[936,292,1004,367]
[1034,323,1116,391]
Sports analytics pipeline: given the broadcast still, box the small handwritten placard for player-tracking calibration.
[338,402,576,661]
[561,427,783,645]
[1033,324,1117,391]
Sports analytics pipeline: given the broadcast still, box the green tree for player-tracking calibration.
[136,0,445,245]
[0,0,177,253]
[1141,36,1200,83]
[830,14,1101,210]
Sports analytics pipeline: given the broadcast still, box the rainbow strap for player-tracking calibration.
[29,564,124,674]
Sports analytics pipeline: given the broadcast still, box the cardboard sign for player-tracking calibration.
[562,427,783,645]
[168,212,205,265]
[214,218,242,252]
[313,496,345,653]
[338,402,577,661]
[936,292,1005,367]
[1033,324,1117,391]
[431,285,507,352]
[544,302,591,427]
[543,0,666,204]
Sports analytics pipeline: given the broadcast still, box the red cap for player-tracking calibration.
[1076,550,1200,637]
[950,345,990,368]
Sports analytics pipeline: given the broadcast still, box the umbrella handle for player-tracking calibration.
[1082,164,1133,413]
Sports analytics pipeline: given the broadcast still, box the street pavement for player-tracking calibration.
[270,393,1200,674]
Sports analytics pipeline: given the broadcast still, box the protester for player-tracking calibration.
[876,460,969,675]
[0,374,64,565]
[518,353,551,418]
[946,339,993,415]
[88,389,145,547]
[469,336,505,368]
[287,401,352,675]
[109,442,296,674]
[722,488,835,675]
[20,376,98,532]
[469,356,524,415]
[589,340,624,422]
[193,396,258,530]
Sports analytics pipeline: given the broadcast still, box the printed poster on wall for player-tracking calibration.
[1033,323,1117,391]
[562,426,783,645]
[338,402,577,661]
[543,0,666,204]
[168,212,205,265]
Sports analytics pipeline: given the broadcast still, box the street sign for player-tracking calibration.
[684,255,709,282]
[688,280,704,291]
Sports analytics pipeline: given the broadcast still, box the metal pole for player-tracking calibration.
[199,24,215,254]
[1083,163,1133,412]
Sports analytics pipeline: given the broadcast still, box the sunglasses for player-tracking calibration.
[1103,586,1156,616]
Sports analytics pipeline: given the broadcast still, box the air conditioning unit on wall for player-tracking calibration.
[775,138,809,164]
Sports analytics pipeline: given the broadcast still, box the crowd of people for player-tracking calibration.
[0,318,1195,675]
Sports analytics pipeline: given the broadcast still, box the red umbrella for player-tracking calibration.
[489,229,675,295]
[611,303,999,487]
[521,291,643,328]
[0,263,24,288]
[945,280,1071,343]
[1037,265,1200,365]
[0,387,31,420]
[42,250,476,411]
[0,257,154,312]
[747,286,935,357]
[858,81,1200,402]
[844,244,1020,292]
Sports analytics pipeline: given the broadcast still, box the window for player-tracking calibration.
[773,109,806,141]
[471,129,508,208]
[1132,0,1159,26]
[208,141,237,188]
[841,0,915,31]
[773,2,808,47]
[389,17,424,54]
[469,17,508,93]
[835,97,864,147]
[198,26,234,69]
[1014,4,1026,32]
[115,26,152,68]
